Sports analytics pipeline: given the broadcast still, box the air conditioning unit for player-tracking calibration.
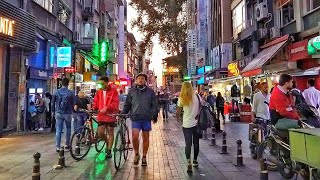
[270,27,280,39]
[73,31,82,43]
[255,2,268,22]
[257,28,268,40]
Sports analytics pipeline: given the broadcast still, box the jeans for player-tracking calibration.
[162,103,169,118]
[55,113,72,148]
[183,126,200,160]
[73,113,87,132]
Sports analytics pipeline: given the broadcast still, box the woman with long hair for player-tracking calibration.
[176,82,200,174]
[216,92,225,124]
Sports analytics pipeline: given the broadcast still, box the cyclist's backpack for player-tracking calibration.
[196,95,213,130]
[56,90,72,113]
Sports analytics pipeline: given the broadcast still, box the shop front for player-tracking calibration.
[27,68,52,102]
[0,1,36,134]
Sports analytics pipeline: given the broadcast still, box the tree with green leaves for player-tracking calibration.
[130,0,187,56]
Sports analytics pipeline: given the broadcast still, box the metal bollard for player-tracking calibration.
[234,139,245,166]
[32,152,41,180]
[55,147,66,169]
[75,134,81,155]
[260,158,268,180]
[220,131,228,154]
[210,127,216,146]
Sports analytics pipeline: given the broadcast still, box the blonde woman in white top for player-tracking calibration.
[176,82,200,174]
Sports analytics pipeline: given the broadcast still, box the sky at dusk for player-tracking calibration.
[126,0,167,86]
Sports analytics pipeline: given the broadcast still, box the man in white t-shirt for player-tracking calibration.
[252,82,271,121]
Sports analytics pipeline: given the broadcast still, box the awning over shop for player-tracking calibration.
[241,36,289,77]
[79,50,100,67]
[290,66,320,76]
[37,27,61,45]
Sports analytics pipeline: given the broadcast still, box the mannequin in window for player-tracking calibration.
[231,82,240,113]
[243,80,252,105]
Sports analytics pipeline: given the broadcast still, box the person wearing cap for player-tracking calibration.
[122,73,159,166]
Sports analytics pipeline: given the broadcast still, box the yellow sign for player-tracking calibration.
[164,66,179,73]
[0,16,14,36]
[228,62,240,76]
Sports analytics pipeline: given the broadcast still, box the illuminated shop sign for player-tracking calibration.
[0,16,14,36]
[57,47,72,67]
[100,41,108,62]
[228,62,240,76]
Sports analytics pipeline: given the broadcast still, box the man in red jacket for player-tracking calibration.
[93,76,119,158]
[269,74,300,128]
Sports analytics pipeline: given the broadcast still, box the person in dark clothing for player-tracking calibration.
[160,90,170,119]
[216,92,225,125]
[44,92,52,129]
[207,91,216,111]
[73,90,91,132]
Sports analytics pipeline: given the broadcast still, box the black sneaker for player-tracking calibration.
[64,146,70,151]
[187,161,193,173]
[193,160,199,167]
[133,154,140,166]
[106,149,112,158]
[141,157,147,166]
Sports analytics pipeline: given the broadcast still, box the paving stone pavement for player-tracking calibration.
[0,113,303,180]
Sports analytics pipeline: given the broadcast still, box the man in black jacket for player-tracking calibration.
[122,73,159,166]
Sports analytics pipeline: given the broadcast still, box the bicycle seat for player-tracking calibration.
[271,125,289,140]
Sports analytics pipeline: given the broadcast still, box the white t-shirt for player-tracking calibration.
[178,94,200,128]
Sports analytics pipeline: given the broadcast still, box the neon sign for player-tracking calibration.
[228,62,240,76]
[0,16,14,36]
[100,41,108,62]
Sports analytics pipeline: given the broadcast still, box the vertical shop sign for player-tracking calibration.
[198,0,207,47]
[220,43,233,68]
[100,41,108,62]
[187,29,197,75]
[196,48,206,67]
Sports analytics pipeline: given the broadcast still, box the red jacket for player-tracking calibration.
[93,88,119,122]
[269,86,300,120]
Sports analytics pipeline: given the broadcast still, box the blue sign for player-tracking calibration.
[197,67,205,75]
[92,75,98,81]
[57,47,72,67]
[50,47,55,68]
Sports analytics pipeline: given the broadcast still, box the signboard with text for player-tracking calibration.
[288,40,310,61]
[57,47,72,67]
[196,48,206,67]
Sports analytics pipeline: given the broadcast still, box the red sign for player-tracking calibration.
[64,67,75,73]
[288,40,311,61]
[120,80,128,86]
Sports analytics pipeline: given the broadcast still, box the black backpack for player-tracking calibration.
[196,95,213,130]
[56,90,72,113]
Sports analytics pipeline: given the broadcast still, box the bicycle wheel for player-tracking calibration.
[113,130,123,170]
[123,125,130,161]
[94,131,106,153]
[257,137,278,171]
[70,127,92,161]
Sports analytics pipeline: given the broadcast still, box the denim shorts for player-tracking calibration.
[131,120,152,132]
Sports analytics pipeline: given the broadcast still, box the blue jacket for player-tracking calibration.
[122,86,159,121]
[52,87,75,114]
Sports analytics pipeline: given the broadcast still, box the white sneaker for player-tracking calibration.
[38,128,44,131]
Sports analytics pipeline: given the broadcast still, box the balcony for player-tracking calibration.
[78,37,94,50]
[58,21,73,41]
[82,7,93,19]
[239,20,256,41]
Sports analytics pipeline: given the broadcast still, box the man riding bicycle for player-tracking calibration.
[93,76,119,158]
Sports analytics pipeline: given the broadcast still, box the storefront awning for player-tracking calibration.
[241,38,289,77]
[79,50,100,67]
[37,27,61,45]
[290,66,320,76]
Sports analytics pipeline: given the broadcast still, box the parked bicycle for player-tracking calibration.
[70,110,106,161]
[109,114,132,170]
[249,117,271,159]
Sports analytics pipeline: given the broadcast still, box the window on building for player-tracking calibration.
[279,0,294,26]
[84,23,91,37]
[109,39,114,50]
[304,0,320,14]
[232,1,245,38]
[94,25,98,41]
[33,0,54,13]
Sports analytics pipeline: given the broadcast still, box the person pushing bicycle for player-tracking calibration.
[122,73,159,166]
[93,76,119,158]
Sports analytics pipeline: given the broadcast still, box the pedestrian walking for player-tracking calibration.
[52,78,75,152]
[28,101,38,131]
[122,73,159,166]
[207,91,216,112]
[35,93,46,131]
[44,92,52,129]
[93,76,119,158]
[160,89,170,119]
[216,92,225,125]
[176,82,201,173]
[73,90,91,132]
[303,79,320,116]
[119,90,126,111]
